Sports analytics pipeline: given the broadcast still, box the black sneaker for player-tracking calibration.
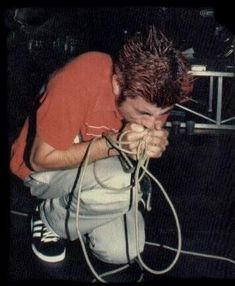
[31,206,66,263]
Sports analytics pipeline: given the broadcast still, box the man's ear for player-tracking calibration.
[112,74,121,97]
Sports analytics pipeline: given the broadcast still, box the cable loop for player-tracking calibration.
[74,130,183,281]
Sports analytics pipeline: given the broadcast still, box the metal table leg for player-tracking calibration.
[216,76,223,125]
[208,76,214,112]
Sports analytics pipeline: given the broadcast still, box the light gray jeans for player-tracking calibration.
[24,156,145,264]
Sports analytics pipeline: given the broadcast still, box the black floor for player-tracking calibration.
[7,130,235,282]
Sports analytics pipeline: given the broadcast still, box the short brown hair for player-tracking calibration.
[114,26,194,107]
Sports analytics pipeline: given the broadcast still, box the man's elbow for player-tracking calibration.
[29,153,46,172]
[29,135,56,172]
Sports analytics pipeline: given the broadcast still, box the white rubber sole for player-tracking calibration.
[31,244,66,263]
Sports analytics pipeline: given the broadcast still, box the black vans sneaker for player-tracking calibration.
[31,206,66,263]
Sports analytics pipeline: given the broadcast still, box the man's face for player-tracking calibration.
[117,96,173,129]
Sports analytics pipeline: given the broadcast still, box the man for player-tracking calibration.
[10,26,193,264]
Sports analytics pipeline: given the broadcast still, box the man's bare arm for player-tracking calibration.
[29,134,119,172]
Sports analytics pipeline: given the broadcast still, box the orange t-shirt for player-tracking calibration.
[10,52,123,180]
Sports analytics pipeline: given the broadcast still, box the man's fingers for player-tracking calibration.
[147,128,169,138]
[125,131,147,142]
[129,123,145,132]
[120,123,169,159]
[145,148,163,158]
[144,135,167,146]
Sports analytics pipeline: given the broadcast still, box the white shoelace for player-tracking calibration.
[32,219,60,243]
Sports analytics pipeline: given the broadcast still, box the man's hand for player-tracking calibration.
[143,123,169,158]
[119,121,169,160]
[118,123,148,160]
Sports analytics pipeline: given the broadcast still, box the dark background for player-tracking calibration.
[2,5,235,283]
[4,6,234,145]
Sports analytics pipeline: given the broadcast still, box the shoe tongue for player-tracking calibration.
[43,227,59,238]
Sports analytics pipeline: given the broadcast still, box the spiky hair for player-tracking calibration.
[114,25,194,107]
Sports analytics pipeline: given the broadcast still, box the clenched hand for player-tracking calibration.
[119,122,169,160]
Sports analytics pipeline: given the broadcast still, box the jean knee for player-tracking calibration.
[87,231,145,264]
[86,212,145,264]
